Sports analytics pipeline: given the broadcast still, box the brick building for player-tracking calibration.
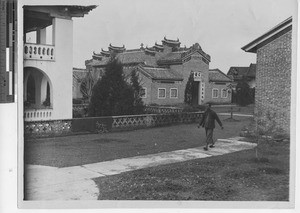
[242,17,292,134]
[227,63,256,88]
[85,37,230,106]
[208,69,232,104]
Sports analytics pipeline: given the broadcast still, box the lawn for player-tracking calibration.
[24,115,252,168]
[93,139,290,201]
[212,104,254,115]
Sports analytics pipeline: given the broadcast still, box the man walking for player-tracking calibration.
[199,103,224,150]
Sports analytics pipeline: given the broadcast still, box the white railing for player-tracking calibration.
[24,108,53,121]
[24,43,55,61]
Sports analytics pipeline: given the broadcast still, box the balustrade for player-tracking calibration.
[24,108,53,121]
[24,43,55,61]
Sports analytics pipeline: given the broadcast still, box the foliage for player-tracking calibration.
[73,107,85,118]
[130,69,145,114]
[182,104,206,112]
[88,58,137,117]
[80,70,98,102]
[184,72,194,105]
[235,79,253,106]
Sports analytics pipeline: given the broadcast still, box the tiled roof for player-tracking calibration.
[209,69,232,82]
[73,68,87,81]
[157,52,183,64]
[138,65,183,81]
[247,63,256,77]
[118,51,158,66]
[88,50,158,67]
[227,67,249,76]
[86,58,110,66]
[87,38,211,67]
[227,64,256,79]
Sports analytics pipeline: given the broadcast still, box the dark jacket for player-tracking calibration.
[199,108,223,129]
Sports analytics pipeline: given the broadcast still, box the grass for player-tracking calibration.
[24,115,253,168]
[212,104,254,115]
[93,139,290,201]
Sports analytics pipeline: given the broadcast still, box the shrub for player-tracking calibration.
[184,72,194,105]
[88,58,136,117]
[236,79,253,106]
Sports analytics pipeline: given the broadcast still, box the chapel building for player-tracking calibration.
[85,37,231,106]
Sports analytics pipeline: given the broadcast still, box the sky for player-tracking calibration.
[72,0,296,73]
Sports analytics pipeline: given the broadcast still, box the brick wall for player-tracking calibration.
[206,82,232,104]
[255,30,292,134]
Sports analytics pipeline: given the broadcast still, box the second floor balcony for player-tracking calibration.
[24,43,55,61]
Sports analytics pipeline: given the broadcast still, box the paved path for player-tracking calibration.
[25,137,256,200]
[219,113,253,117]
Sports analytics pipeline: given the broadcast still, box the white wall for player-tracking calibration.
[24,18,73,120]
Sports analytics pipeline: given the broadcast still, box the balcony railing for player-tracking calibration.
[24,108,53,121]
[24,43,55,61]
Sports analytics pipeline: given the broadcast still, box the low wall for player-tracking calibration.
[144,106,183,114]
[24,112,203,138]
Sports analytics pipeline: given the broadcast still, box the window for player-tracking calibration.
[140,87,147,98]
[221,89,228,98]
[212,88,219,98]
[158,88,166,99]
[170,88,178,98]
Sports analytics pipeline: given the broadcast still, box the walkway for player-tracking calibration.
[25,137,256,200]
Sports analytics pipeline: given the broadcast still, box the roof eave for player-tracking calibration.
[242,17,292,53]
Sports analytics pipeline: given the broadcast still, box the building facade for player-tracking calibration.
[227,63,256,88]
[86,37,230,106]
[242,17,292,134]
[207,69,232,104]
[23,5,96,121]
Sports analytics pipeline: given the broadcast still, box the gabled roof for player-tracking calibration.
[209,69,232,82]
[138,65,183,81]
[227,64,256,79]
[87,38,211,68]
[242,17,292,53]
[227,67,249,76]
[157,52,184,65]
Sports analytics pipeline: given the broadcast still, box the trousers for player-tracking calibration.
[205,128,214,145]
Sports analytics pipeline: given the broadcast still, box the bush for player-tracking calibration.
[236,80,253,106]
[182,104,206,112]
[88,58,141,117]
[73,99,83,104]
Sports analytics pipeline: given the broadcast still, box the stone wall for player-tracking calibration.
[255,29,292,134]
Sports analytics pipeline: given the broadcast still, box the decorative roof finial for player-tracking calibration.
[140,43,144,49]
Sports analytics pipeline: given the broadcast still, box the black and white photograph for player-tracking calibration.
[0,0,299,211]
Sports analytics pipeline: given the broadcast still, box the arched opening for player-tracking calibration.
[26,74,36,106]
[24,67,53,109]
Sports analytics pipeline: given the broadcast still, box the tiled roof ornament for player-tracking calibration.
[154,42,164,50]
[192,43,202,50]
[140,43,144,49]
[92,51,103,60]
[108,43,126,53]
[100,48,111,57]
[162,36,181,46]
[144,46,156,56]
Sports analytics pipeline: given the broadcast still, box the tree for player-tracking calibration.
[236,79,253,106]
[130,69,144,114]
[80,70,98,102]
[184,72,194,105]
[88,58,135,117]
